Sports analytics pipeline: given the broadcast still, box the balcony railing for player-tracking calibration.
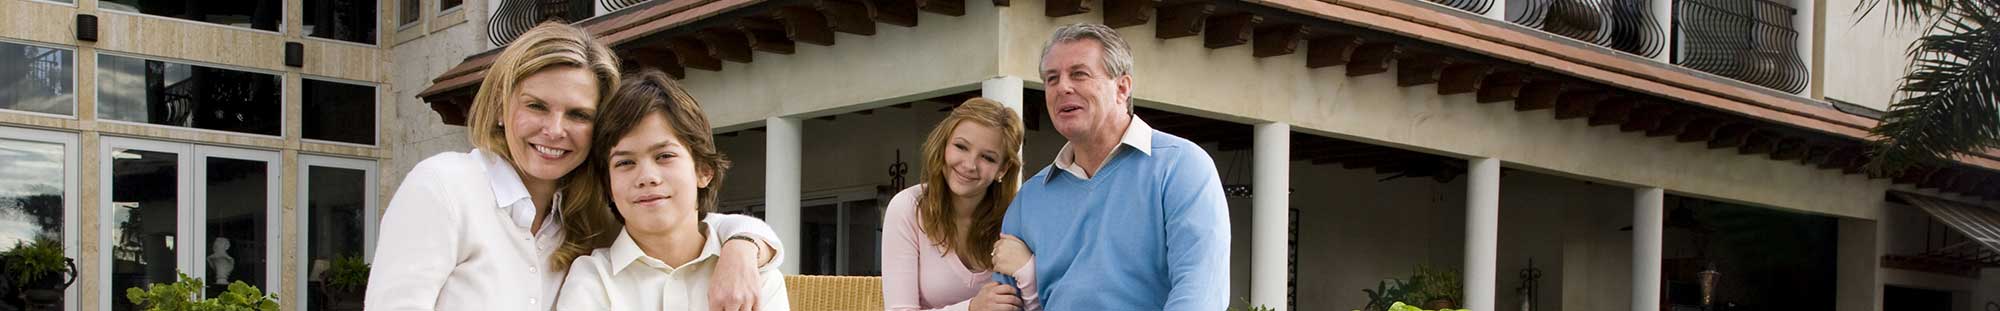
[488,0,600,46]
[1672,0,1808,93]
[1427,0,1496,15]
[1509,0,1667,58]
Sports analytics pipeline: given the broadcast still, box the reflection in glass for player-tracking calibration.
[203,157,267,296]
[799,200,881,276]
[0,41,76,116]
[98,0,281,31]
[0,138,64,248]
[304,0,377,44]
[399,0,419,26]
[302,80,376,145]
[110,149,178,311]
[98,54,281,136]
[305,166,365,310]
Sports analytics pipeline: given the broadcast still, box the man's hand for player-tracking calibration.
[992,234,1032,275]
[968,282,1022,311]
[709,238,765,311]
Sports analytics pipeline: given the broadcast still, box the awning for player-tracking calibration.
[1885,192,2000,275]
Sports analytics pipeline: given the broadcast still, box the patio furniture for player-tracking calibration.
[784,275,884,310]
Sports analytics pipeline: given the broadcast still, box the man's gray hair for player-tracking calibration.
[1040,23,1134,79]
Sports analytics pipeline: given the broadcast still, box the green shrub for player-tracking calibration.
[2,237,69,284]
[323,255,370,292]
[125,273,279,311]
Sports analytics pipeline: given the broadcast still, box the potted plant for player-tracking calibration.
[1404,265,1462,309]
[320,255,369,311]
[3,238,76,310]
[1357,265,1465,311]
[125,272,279,311]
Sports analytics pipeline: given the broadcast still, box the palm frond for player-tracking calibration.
[1866,0,2000,173]
[1856,0,1963,25]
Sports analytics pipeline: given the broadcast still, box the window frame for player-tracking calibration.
[0,125,79,311]
[96,0,287,35]
[293,154,378,311]
[300,0,383,47]
[92,51,288,139]
[398,0,423,30]
[98,137,282,308]
[300,76,380,147]
[0,38,80,119]
[439,0,465,16]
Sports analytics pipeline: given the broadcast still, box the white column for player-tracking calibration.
[1464,158,1500,311]
[1633,187,1665,311]
[1650,0,1673,63]
[1485,0,1507,20]
[766,116,803,274]
[1791,0,1815,95]
[1252,122,1291,310]
[982,76,1026,114]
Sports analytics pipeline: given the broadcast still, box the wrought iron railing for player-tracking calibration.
[1510,0,1667,58]
[600,0,651,12]
[1672,0,1808,93]
[488,0,599,46]
[1426,0,1495,15]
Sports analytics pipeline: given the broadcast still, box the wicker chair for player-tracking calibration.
[784,275,884,311]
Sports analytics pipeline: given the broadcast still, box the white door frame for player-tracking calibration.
[294,154,377,310]
[188,145,283,294]
[0,126,79,311]
[98,137,282,306]
[98,136,195,309]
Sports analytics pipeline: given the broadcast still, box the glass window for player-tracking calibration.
[104,140,279,310]
[97,54,282,136]
[201,157,269,295]
[0,138,65,246]
[400,0,420,27]
[300,158,373,311]
[304,0,378,45]
[442,0,462,11]
[0,41,76,116]
[302,79,376,145]
[107,147,180,311]
[800,199,880,276]
[99,0,282,32]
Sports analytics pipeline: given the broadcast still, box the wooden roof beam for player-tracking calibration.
[1553,90,1612,120]
[816,0,877,35]
[1346,42,1400,76]
[1104,0,1160,28]
[1204,13,1262,48]
[774,6,836,46]
[736,17,796,55]
[1306,34,1362,68]
[1156,2,1214,39]
[1252,23,1308,57]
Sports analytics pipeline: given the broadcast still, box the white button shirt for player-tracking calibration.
[1051,117,1154,180]
[367,149,784,311]
[556,226,791,311]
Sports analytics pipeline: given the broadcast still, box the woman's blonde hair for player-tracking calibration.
[916,98,1024,271]
[552,69,731,270]
[465,21,620,269]
[465,21,621,165]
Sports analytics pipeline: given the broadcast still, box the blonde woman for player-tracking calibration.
[881,98,1040,311]
[366,23,783,311]
[555,69,790,310]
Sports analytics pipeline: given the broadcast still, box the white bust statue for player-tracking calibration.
[208,238,235,285]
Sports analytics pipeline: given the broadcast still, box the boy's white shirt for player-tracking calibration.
[556,215,792,311]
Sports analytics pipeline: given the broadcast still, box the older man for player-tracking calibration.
[985,23,1231,311]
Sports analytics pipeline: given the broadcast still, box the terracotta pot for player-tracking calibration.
[1426,298,1456,310]
[322,287,366,311]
